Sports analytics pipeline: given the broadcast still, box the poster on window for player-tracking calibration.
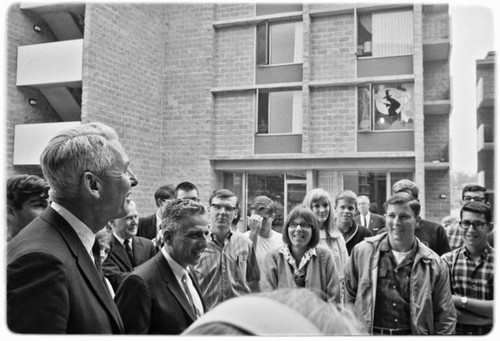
[373,83,414,130]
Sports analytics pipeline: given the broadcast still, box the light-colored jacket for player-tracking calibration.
[344,233,456,335]
[262,245,341,304]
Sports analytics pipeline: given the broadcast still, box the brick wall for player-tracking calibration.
[310,13,355,81]
[162,4,219,203]
[309,86,357,154]
[424,115,449,162]
[422,8,449,40]
[84,3,165,214]
[423,61,450,100]
[213,92,255,157]
[215,3,254,21]
[425,169,451,222]
[5,5,61,178]
[214,26,255,87]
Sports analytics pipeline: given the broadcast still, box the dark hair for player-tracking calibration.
[154,184,175,207]
[161,199,207,233]
[392,179,419,199]
[208,189,239,206]
[175,181,199,198]
[7,174,49,209]
[383,192,421,218]
[462,184,487,201]
[282,206,320,249]
[249,195,275,215]
[334,189,357,206]
[461,201,492,223]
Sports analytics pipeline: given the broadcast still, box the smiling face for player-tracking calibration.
[334,199,357,230]
[461,210,492,251]
[311,199,330,227]
[386,203,417,251]
[99,139,138,221]
[112,201,139,240]
[287,218,313,251]
[168,214,209,268]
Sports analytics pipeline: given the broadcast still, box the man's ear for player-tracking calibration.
[163,229,173,245]
[83,172,102,199]
[487,222,494,233]
[7,204,16,218]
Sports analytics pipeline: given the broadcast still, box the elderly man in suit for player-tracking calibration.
[354,195,385,235]
[7,122,138,333]
[103,200,156,291]
[114,199,209,334]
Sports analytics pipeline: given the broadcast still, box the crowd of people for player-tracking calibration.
[6,121,494,335]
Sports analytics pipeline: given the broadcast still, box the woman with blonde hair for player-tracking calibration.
[302,188,348,273]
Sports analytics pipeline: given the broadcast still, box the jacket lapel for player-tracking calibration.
[44,208,124,333]
[155,254,197,321]
[110,235,133,270]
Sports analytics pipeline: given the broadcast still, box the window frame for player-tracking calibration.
[256,89,303,135]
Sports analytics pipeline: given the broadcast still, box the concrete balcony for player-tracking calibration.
[476,77,495,109]
[16,39,83,121]
[13,121,81,165]
[477,124,494,152]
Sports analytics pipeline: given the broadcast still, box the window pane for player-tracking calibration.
[358,85,371,130]
[287,183,306,214]
[270,22,296,64]
[373,83,414,131]
[256,23,269,65]
[343,171,387,215]
[257,92,269,133]
[372,10,413,57]
[269,91,293,133]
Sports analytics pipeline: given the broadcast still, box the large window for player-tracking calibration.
[257,90,302,134]
[257,21,303,65]
[357,9,413,58]
[358,82,414,131]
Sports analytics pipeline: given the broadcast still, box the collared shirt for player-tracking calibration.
[446,221,464,250]
[442,245,494,301]
[193,230,260,311]
[280,245,316,287]
[112,232,133,251]
[51,201,95,261]
[155,210,162,234]
[162,248,204,316]
[373,236,418,330]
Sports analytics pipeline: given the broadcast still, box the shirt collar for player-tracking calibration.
[156,210,163,229]
[279,245,317,271]
[51,201,95,256]
[162,247,188,282]
[112,232,132,248]
[209,229,232,244]
[463,244,492,261]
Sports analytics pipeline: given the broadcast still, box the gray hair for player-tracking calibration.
[40,122,119,201]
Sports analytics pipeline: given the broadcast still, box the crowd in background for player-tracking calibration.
[6,122,494,335]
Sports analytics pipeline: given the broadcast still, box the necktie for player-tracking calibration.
[124,239,136,267]
[363,215,368,227]
[182,273,200,319]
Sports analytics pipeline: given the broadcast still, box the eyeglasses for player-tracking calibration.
[289,222,312,229]
[462,196,485,203]
[211,203,236,213]
[459,220,488,230]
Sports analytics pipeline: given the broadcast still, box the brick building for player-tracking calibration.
[5,3,452,228]
[476,51,495,210]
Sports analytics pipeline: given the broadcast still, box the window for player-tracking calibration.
[357,9,413,57]
[257,21,303,65]
[358,82,414,131]
[257,90,302,134]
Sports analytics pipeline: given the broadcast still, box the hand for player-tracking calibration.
[248,214,263,234]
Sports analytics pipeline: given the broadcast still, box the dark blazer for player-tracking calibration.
[7,207,124,334]
[114,252,205,334]
[137,213,157,240]
[103,234,157,291]
[354,212,386,235]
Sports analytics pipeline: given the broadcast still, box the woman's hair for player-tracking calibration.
[182,288,367,335]
[302,188,334,231]
[282,205,320,249]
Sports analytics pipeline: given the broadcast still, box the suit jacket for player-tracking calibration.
[103,234,157,291]
[137,213,157,240]
[7,207,124,334]
[114,252,205,334]
[354,212,386,235]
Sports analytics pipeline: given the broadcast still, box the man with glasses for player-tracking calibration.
[193,189,260,311]
[441,201,494,335]
[446,184,488,250]
[243,196,283,273]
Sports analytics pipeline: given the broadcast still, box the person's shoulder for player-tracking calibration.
[420,219,443,229]
[441,247,460,262]
[134,235,155,246]
[372,213,385,220]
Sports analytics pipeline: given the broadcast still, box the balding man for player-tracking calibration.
[354,195,385,235]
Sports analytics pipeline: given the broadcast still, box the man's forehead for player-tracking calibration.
[213,196,237,204]
[461,210,486,220]
[463,191,485,197]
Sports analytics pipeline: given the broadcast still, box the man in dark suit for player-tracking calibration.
[7,122,138,333]
[103,200,157,291]
[137,184,175,240]
[354,195,385,235]
[115,199,208,334]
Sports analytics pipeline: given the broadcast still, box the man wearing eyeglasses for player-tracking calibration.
[446,184,488,250]
[441,201,494,335]
[193,189,260,311]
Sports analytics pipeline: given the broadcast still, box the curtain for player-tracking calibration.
[372,10,413,57]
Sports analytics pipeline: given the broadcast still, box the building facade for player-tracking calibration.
[5,3,452,228]
[476,51,495,210]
